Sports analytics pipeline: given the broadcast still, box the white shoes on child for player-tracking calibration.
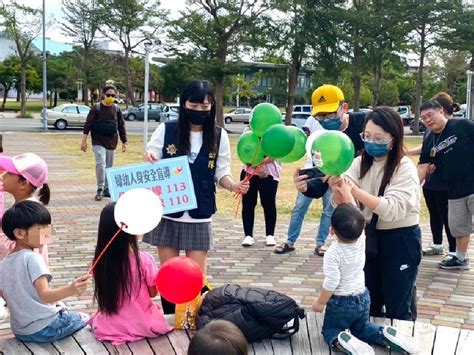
[338,331,375,354]
[241,235,276,246]
[382,326,419,354]
[337,326,419,355]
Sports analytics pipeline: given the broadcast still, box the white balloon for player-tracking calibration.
[305,130,325,160]
[114,188,163,235]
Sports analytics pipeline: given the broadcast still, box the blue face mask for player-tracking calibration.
[319,117,342,130]
[364,141,389,157]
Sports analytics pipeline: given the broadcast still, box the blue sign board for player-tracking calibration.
[106,156,197,214]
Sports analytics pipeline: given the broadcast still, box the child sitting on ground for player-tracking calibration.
[0,200,90,342]
[312,203,418,354]
[187,319,248,355]
[89,202,173,345]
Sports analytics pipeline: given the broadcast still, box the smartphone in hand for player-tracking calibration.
[298,167,325,180]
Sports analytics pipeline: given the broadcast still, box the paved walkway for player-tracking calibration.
[1,132,474,339]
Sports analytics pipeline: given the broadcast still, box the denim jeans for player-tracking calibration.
[287,188,334,245]
[93,145,115,190]
[322,289,384,346]
[15,309,86,343]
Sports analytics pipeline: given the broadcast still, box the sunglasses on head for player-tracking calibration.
[105,94,116,98]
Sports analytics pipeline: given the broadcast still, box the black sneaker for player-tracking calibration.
[439,255,470,270]
[95,189,103,201]
[103,188,111,198]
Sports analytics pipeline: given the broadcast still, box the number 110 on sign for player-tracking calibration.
[167,182,189,206]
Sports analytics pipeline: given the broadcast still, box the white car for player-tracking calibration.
[224,108,252,124]
[45,104,90,130]
[160,103,179,122]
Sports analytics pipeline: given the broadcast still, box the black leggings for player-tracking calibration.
[240,170,279,237]
[423,187,456,252]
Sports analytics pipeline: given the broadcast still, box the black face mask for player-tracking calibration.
[185,109,211,125]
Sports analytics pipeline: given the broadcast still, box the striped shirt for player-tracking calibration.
[322,233,366,296]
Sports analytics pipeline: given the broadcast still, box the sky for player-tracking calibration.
[8,0,186,43]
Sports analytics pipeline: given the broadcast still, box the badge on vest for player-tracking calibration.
[208,152,216,169]
[166,144,177,156]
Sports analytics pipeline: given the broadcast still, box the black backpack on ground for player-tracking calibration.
[196,284,306,342]
[92,103,119,136]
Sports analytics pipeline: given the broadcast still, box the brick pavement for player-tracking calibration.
[1,132,474,339]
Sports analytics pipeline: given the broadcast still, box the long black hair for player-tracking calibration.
[359,107,405,189]
[176,80,217,154]
[93,202,142,314]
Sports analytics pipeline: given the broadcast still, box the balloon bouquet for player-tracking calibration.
[235,103,307,214]
[235,103,356,214]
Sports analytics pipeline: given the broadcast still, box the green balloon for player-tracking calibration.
[279,126,307,163]
[237,131,265,167]
[311,131,355,176]
[249,103,283,137]
[261,125,295,159]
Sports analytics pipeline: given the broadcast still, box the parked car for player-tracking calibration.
[454,104,467,119]
[123,103,163,121]
[293,105,312,114]
[287,112,310,129]
[45,104,90,130]
[392,106,413,126]
[224,108,252,124]
[160,103,180,122]
[410,120,426,133]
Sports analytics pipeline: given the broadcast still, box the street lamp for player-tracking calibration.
[41,0,47,131]
[466,70,473,121]
[143,40,152,152]
[142,38,161,152]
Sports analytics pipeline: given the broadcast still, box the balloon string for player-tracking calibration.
[88,222,127,275]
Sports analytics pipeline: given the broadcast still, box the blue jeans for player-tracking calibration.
[322,289,384,346]
[287,188,334,245]
[15,309,86,343]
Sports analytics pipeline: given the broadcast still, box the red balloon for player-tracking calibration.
[156,256,204,304]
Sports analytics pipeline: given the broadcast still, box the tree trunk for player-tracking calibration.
[352,43,361,111]
[84,48,90,106]
[20,64,27,116]
[214,43,228,128]
[1,85,10,111]
[413,31,426,135]
[49,91,53,107]
[123,48,135,107]
[285,48,302,125]
[54,91,58,107]
[372,59,382,107]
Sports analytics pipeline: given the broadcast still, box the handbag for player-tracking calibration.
[365,181,388,259]
[174,279,211,330]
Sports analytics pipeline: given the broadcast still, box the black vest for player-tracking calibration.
[162,121,222,219]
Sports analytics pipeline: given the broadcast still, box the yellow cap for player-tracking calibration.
[311,85,345,115]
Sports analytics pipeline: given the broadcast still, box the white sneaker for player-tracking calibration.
[242,236,254,246]
[337,331,375,355]
[266,235,276,246]
[382,326,419,354]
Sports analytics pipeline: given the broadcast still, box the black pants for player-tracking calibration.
[365,225,421,321]
[423,187,456,252]
[240,170,279,236]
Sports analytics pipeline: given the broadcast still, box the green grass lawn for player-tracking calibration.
[44,133,427,223]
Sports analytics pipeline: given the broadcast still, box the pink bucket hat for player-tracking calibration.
[0,153,48,187]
